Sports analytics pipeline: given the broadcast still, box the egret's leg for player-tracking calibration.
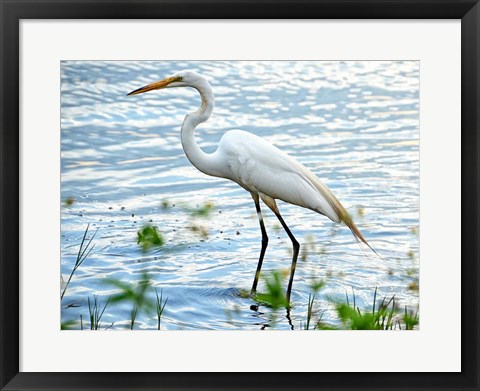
[274,212,300,303]
[251,193,269,295]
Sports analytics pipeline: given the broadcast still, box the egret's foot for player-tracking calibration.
[238,288,253,299]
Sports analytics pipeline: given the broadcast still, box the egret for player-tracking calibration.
[128,70,375,302]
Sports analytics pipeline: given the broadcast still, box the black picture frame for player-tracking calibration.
[1,1,478,390]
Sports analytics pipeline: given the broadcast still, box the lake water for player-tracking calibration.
[61,61,419,330]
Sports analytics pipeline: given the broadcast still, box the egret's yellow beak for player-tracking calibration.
[127,76,182,96]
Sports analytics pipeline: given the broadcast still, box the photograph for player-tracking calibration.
[60,60,419,330]
[3,0,477,387]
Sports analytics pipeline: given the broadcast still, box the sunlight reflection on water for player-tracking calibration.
[61,61,419,330]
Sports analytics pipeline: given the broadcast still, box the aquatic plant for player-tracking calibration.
[304,292,317,330]
[137,224,165,252]
[316,287,419,330]
[155,289,169,330]
[87,295,110,330]
[190,201,214,217]
[130,305,139,330]
[105,272,169,330]
[402,307,419,330]
[61,224,97,299]
[255,270,290,310]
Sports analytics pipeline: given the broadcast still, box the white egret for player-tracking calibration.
[128,70,375,302]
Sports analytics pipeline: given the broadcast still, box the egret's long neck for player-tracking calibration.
[180,81,222,177]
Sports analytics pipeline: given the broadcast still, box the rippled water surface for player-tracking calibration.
[61,61,419,330]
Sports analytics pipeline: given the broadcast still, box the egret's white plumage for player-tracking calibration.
[128,70,373,302]
[217,129,340,222]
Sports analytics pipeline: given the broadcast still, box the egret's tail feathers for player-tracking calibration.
[303,170,380,258]
[341,212,381,258]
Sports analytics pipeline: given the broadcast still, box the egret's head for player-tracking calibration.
[127,70,205,96]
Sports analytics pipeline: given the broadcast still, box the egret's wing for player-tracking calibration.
[219,130,340,221]
[218,130,373,251]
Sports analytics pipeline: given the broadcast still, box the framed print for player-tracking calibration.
[1,0,479,390]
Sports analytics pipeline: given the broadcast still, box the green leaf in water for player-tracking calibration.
[191,201,214,217]
[137,224,164,251]
[255,270,289,310]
